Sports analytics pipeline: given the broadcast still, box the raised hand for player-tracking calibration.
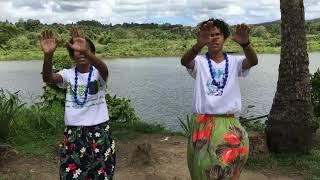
[67,27,88,53]
[230,24,250,46]
[39,30,58,55]
[196,21,215,47]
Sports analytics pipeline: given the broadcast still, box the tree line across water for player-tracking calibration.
[0,18,319,60]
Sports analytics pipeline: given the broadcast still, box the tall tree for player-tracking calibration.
[266,0,318,153]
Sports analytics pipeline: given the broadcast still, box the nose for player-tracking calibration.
[74,51,81,57]
[211,36,219,42]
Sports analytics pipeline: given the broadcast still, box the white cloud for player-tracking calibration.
[0,0,318,25]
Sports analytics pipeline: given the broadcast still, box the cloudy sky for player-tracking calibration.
[0,0,319,26]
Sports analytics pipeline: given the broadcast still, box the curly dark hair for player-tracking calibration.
[198,18,230,39]
[67,37,96,58]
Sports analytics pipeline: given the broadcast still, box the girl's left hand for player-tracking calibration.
[230,24,250,46]
[67,27,89,53]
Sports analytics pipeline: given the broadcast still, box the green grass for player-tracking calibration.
[242,121,266,131]
[0,88,168,160]
[246,150,320,179]
[246,129,320,179]
[0,48,67,61]
[1,121,167,159]
[6,131,62,159]
[242,119,320,179]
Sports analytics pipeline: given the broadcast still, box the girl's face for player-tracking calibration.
[73,51,89,65]
[207,26,225,53]
[72,43,91,65]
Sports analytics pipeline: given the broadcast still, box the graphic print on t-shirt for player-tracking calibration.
[206,68,225,96]
[67,80,100,97]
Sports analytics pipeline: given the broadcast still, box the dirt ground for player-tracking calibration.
[0,134,302,180]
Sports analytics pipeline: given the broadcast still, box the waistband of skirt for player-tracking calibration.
[213,114,234,118]
[194,113,235,118]
[65,121,109,128]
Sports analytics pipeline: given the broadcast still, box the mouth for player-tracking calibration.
[77,56,87,62]
[209,43,220,48]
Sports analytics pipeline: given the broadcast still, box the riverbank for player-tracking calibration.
[1,121,320,179]
[2,132,320,179]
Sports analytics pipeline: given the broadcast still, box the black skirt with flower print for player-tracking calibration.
[59,121,115,180]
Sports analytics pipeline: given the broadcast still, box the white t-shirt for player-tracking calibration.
[187,54,249,114]
[57,66,109,126]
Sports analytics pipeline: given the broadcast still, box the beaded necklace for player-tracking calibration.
[206,52,229,90]
[73,65,93,106]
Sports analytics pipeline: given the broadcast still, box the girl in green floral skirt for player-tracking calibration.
[181,18,258,179]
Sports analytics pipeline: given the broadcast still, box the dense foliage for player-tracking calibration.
[0,19,319,60]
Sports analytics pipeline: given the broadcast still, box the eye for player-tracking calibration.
[210,34,214,37]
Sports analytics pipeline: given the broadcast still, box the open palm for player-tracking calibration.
[40,30,58,54]
[69,37,87,52]
[230,24,250,45]
[197,21,215,46]
[68,27,88,53]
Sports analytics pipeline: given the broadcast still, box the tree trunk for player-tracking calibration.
[265,0,318,153]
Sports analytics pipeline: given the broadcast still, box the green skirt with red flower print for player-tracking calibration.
[187,114,249,180]
[60,121,115,180]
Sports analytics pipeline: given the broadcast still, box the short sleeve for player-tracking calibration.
[235,56,250,77]
[186,56,199,79]
[94,68,107,88]
[98,73,107,88]
[56,69,69,89]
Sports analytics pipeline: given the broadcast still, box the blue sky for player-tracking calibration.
[0,0,319,26]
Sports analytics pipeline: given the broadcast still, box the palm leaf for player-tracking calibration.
[177,114,192,137]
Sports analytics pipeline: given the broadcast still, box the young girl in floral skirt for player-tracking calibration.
[40,27,115,180]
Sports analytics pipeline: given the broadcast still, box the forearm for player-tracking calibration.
[181,42,204,68]
[242,44,258,69]
[42,53,54,82]
[84,50,108,80]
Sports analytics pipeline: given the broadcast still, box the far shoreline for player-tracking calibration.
[1,50,320,62]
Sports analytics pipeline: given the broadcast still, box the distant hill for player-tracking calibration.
[253,18,320,26]
[254,20,280,26]
[308,18,320,23]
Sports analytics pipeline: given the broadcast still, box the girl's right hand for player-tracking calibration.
[39,30,58,55]
[196,21,215,47]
